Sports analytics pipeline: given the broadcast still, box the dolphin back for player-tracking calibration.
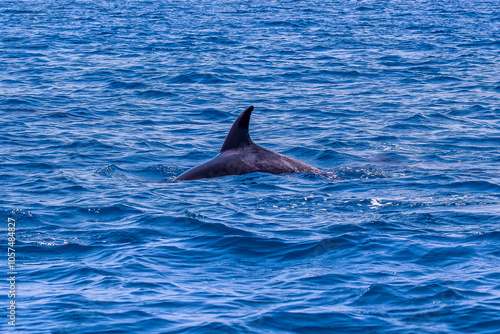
[174,106,320,181]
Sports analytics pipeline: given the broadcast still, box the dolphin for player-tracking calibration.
[175,106,321,181]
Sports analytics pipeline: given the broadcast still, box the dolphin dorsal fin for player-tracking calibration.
[220,106,254,152]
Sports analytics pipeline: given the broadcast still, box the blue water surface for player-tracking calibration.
[1,0,500,333]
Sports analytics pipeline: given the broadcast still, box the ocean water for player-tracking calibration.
[1,0,500,333]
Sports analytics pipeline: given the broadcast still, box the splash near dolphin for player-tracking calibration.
[175,106,321,181]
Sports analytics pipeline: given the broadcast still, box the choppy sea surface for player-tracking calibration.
[1,1,500,333]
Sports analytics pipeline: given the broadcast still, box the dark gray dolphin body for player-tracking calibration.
[175,106,321,181]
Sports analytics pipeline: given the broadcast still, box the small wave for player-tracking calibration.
[107,80,148,90]
[63,139,114,150]
[1,98,33,105]
[20,243,97,254]
[349,283,408,306]
[100,228,168,245]
[428,75,462,83]
[78,203,143,217]
[416,246,477,266]
[447,181,500,192]
[180,216,254,237]
[135,89,176,98]
[279,236,356,261]
[168,72,233,84]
